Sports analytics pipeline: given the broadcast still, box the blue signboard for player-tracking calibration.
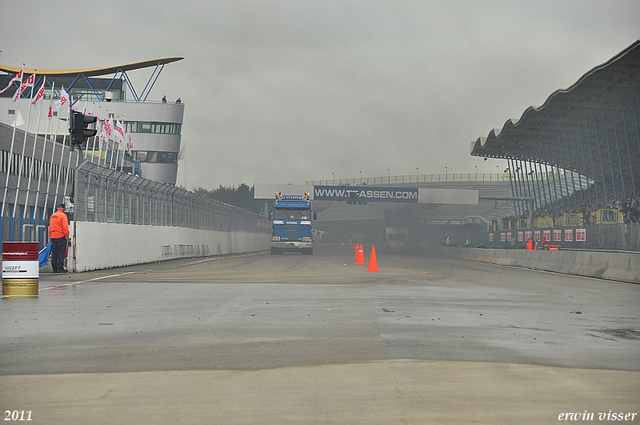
[313,186,418,203]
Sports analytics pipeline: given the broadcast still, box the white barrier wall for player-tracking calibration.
[432,246,640,284]
[69,221,270,272]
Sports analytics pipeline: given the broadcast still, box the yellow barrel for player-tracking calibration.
[2,242,39,298]
[2,278,39,297]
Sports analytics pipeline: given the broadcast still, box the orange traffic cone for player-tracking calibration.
[356,244,365,265]
[366,245,379,272]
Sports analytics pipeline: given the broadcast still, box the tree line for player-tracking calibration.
[193,184,264,214]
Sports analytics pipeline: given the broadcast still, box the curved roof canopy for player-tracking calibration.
[0,57,183,77]
[471,40,640,189]
[0,57,184,103]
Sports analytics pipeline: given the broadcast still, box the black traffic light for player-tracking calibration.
[71,111,97,145]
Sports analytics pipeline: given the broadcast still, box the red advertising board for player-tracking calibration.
[2,242,39,261]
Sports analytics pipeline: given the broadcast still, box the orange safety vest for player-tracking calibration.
[49,210,69,239]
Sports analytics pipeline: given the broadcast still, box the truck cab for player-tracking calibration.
[270,192,315,255]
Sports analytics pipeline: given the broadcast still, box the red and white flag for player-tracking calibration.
[115,120,125,142]
[126,132,133,155]
[0,68,23,94]
[13,72,35,102]
[95,116,102,137]
[31,80,46,106]
[104,117,113,138]
[54,88,70,110]
[47,85,55,118]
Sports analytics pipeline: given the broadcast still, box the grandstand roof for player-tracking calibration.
[470,40,640,186]
[0,57,183,77]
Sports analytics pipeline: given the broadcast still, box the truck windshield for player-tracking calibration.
[273,208,310,220]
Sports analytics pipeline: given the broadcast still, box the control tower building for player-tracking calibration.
[0,57,185,184]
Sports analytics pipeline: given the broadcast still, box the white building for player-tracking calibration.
[0,57,185,184]
[0,58,185,242]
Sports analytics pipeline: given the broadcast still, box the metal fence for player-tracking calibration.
[74,160,268,233]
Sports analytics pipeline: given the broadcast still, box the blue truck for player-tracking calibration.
[270,192,315,255]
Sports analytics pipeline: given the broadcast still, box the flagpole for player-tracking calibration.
[103,110,110,169]
[115,116,120,171]
[96,107,103,167]
[12,71,36,219]
[89,103,98,164]
[53,104,71,209]
[119,116,125,172]
[64,136,75,205]
[49,88,70,210]
[43,85,62,215]
[34,82,55,224]
[24,76,47,226]
[1,65,24,218]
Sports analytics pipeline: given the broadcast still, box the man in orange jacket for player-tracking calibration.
[49,204,69,273]
[526,237,535,251]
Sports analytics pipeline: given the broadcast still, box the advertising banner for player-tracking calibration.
[565,229,574,242]
[313,186,418,203]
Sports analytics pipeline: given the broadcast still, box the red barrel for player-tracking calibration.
[2,242,39,297]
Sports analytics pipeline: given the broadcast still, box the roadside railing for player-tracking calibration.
[74,161,268,233]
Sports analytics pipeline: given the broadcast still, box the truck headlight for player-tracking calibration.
[272,236,280,241]
[303,237,312,242]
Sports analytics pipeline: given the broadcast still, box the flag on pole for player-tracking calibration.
[47,84,55,118]
[104,117,113,138]
[0,68,23,94]
[54,88,70,110]
[31,79,46,106]
[126,132,133,156]
[115,120,125,142]
[96,116,103,137]
[13,72,35,102]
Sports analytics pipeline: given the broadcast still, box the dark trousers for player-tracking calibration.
[51,237,67,271]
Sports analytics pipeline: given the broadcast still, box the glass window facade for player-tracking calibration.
[124,121,181,135]
[133,151,178,164]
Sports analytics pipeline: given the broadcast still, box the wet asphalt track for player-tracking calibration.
[1,244,638,424]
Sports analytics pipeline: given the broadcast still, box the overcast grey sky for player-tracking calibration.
[1,1,639,189]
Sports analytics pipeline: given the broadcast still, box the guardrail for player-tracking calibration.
[74,160,268,233]
[597,209,622,224]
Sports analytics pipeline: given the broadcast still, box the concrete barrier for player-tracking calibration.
[434,246,639,284]
[68,221,271,272]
